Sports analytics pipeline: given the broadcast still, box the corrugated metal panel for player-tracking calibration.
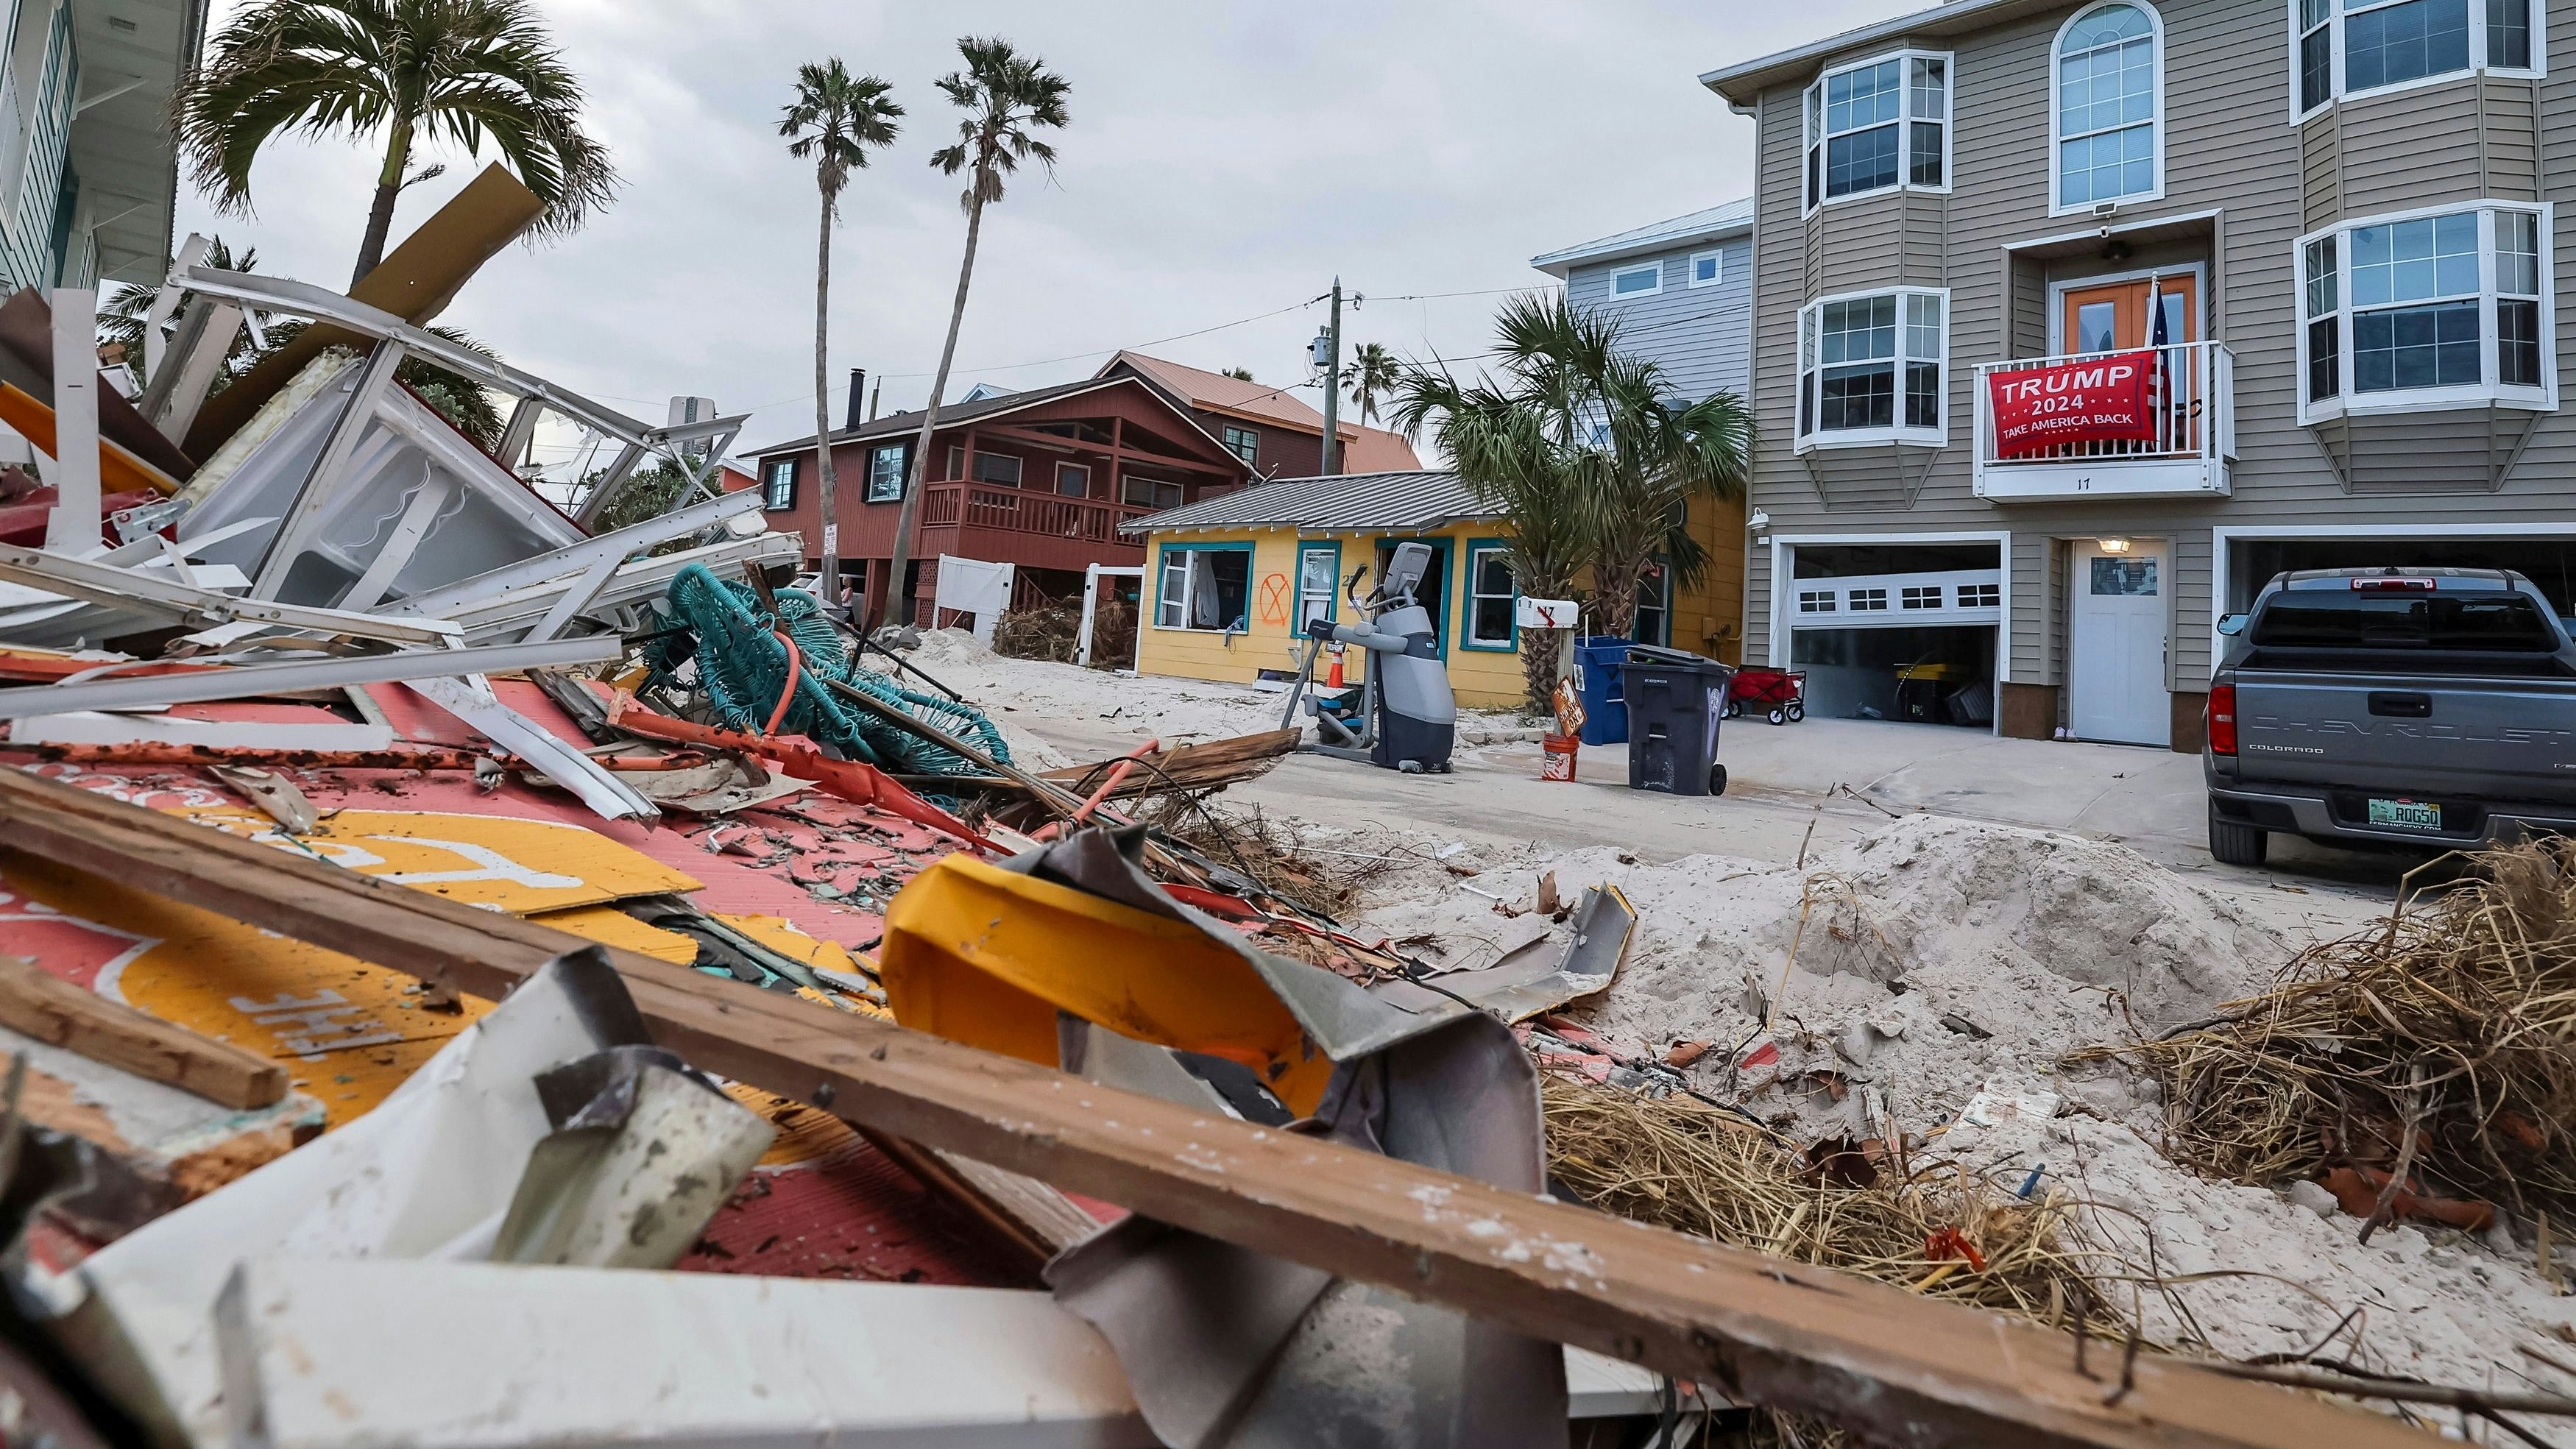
[1122,470,1496,536]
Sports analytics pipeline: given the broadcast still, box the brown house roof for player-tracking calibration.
[1096,351,1423,472]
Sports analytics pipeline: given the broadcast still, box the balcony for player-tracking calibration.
[1972,341,2234,501]
[918,483,1149,545]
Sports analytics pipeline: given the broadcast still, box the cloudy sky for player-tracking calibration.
[174,0,1922,475]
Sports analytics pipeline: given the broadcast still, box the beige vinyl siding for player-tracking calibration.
[1740,0,2576,690]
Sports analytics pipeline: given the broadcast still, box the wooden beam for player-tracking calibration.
[0,954,286,1108]
[0,768,2440,1449]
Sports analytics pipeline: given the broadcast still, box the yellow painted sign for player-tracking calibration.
[180,808,701,913]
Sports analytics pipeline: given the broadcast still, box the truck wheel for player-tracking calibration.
[1709,763,1728,796]
[2208,807,2269,868]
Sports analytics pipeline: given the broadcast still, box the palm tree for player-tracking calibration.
[1391,294,1751,705]
[1344,341,1400,428]
[97,238,260,388]
[177,0,620,288]
[879,35,1068,631]
[1220,366,1255,382]
[781,60,902,615]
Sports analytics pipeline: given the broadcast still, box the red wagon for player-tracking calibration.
[1724,667,1807,725]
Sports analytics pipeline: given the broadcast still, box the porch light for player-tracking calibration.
[2098,537,2131,554]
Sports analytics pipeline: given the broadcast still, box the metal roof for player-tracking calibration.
[1529,198,1755,277]
[1120,470,1497,536]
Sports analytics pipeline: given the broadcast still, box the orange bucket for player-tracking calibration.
[1540,734,1579,782]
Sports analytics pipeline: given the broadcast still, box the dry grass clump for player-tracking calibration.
[1542,1076,2116,1325]
[2083,836,2576,1225]
[1139,800,1406,918]
[1544,1076,2131,1449]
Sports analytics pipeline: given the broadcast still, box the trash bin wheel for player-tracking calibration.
[1767,707,1787,726]
[1724,699,1742,719]
[1709,763,1728,796]
[1786,702,1805,723]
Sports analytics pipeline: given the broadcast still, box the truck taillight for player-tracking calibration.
[2207,684,2237,755]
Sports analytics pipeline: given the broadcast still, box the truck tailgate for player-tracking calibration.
[2235,673,2576,803]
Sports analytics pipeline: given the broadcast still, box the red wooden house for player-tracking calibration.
[744,374,1251,625]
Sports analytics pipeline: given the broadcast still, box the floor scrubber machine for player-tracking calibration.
[1276,541,1456,773]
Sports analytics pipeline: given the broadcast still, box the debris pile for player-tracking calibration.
[2095,835,2576,1238]
[991,592,1136,668]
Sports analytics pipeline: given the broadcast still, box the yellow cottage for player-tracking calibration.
[1122,470,1744,709]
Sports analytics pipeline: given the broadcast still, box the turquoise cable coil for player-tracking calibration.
[645,564,1012,775]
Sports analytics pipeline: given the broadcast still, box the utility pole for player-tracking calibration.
[1314,278,1344,476]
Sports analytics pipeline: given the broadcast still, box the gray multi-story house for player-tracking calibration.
[1703,0,2575,749]
[1528,201,1755,651]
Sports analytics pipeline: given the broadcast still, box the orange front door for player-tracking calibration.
[2061,274,2197,355]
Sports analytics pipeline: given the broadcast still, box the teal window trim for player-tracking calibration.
[1460,536,1521,651]
[1152,540,1256,633]
[1294,539,1341,627]
[1374,536,1453,659]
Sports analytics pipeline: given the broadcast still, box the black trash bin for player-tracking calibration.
[1619,646,1734,797]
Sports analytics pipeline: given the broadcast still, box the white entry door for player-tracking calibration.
[2070,540,2170,746]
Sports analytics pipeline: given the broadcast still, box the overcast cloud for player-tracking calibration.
[174,1,1921,472]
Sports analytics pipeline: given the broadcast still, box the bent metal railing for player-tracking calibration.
[1973,339,2233,469]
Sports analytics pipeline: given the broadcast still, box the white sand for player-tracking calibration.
[1350,814,2576,1434]
[891,628,1533,756]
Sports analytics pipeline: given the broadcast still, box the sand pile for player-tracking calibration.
[1354,814,2576,1439]
[1365,814,2290,1135]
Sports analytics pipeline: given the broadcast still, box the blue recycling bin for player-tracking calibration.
[1571,635,1632,745]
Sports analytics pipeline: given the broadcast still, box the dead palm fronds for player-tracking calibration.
[2078,836,2576,1227]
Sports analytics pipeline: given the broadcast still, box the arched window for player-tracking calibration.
[2056,3,2161,210]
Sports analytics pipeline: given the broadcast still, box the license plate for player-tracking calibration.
[2367,798,2444,831]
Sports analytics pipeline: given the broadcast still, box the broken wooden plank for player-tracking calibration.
[0,767,2440,1449]
[0,954,286,1109]
[1039,729,1298,801]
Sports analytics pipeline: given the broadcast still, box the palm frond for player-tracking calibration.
[177,0,618,238]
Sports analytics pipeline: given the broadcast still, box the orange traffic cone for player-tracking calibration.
[1326,645,1345,690]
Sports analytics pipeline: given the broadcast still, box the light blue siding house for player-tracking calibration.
[0,0,207,294]
[1529,198,1752,405]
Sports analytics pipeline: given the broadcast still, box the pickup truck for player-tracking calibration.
[2204,567,2576,867]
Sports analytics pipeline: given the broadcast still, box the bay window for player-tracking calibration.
[2296,202,2555,422]
[1796,287,1948,449]
[2291,0,2539,116]
[1802,49,1950,212]
[2054,3,2162,211]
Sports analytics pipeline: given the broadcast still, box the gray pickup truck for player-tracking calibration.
[2204,567,2576,867]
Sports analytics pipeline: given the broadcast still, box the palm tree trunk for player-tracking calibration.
[352,116,414,288]
[1521,624,1563,718]
[813,177,841,613]
[880,183,988,633]
[1593,553,1645,640]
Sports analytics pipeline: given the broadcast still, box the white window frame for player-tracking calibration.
[1688,249,1725,288]
[2287,0,2543,121]
[2293,199,2556,425]
[863,443,907,503]
[2049,2,2166,216]
[1153,545,1254,633]
[1610,261,1663,298]
[1295,542,1340,628]
[1795,286,1950,453]
[1802,48,1953,216]
[1464,542,1518,649]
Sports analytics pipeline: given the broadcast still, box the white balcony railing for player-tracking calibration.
[1972,340,2234,500]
